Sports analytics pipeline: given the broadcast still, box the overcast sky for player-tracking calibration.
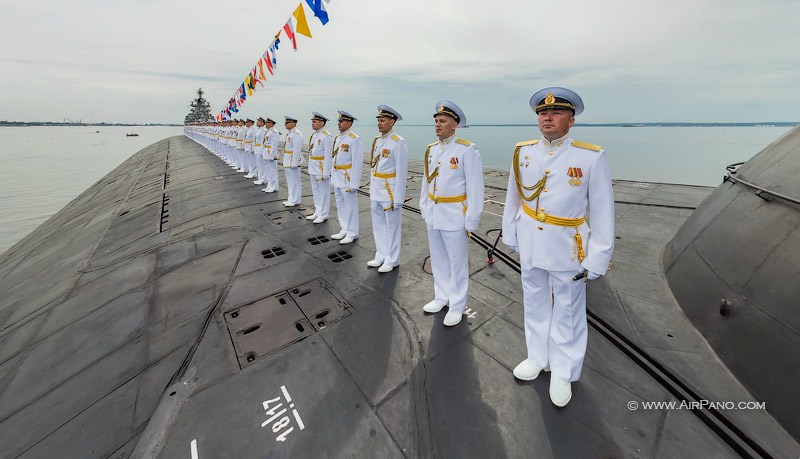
[1,0,799,124]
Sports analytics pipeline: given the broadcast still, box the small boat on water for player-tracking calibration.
[126,133,139,137]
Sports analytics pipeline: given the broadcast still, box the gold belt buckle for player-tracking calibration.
[536,211,546,222]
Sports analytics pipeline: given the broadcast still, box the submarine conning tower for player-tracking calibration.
[664,125,800,439]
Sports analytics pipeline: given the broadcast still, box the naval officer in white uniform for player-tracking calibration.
[243,119,257,179]
[262,117,281,193]
[253,117,268,185]
[283,116,304,207]
[502,87,614,407]
[330,110,363,244]
[306,112,334,224]
[367,105,408,274]
[420,101,484,327]
[235,119,247,172]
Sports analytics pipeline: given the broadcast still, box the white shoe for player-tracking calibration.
[285,203,298,207]
[367,259,384,268]
[245,174,255,179]
[377,263,394,273]
[265,188,276,193]
[513,360,547,381]
[306,214,318,220]
[422,300,447,313]
[268,189,278,193]
[262,188,269,192]
[331,232,346,240]
[253,180,264,185]
[237,168,247,173]
[443,311,463,326]
[339,235,356,244]
[549,376,572,407]
[313,217,326,224]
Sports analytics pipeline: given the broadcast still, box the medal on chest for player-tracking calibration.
[450,157,459,169]
[567,167,584,186]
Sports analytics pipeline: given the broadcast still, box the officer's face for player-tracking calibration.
[434,114,458,140]
[338,119,353,132]
[285,121,297,130]
[311,119,325,131]
[266,122,275,129]
[377,116,395,134]
[257,120,265,127]
[537,108,574,140]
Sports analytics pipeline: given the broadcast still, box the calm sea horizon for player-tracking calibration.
[0,124,793,253]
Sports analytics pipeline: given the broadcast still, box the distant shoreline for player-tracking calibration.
[0,122,181,127]
[1,121,797,128]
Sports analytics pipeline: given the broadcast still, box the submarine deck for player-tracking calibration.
[0,135,797,458]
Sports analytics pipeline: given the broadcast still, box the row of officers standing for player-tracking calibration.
[184,86,614,408]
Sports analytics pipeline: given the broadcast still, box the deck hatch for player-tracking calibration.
[224,278,353,369]
[264,209,309,228]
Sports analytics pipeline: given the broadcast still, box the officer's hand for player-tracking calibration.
[587,270,602,280]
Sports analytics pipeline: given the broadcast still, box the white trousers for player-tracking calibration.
[310,175,331,219]
[334,187,359,238]
[266,160,279,191]
[427,225,469,314]
[235,148,245,168]
[285,167,302,205]
[256,153,268,182]
[520,266,588,382]
[370,200,402,266]
[247,151,258,174]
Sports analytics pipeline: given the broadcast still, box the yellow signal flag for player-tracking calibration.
[293,3,313,38]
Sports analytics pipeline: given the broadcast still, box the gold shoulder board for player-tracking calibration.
[455,138,471,146]
[348,132,358,139]
[571,140,602,151]
[322,130,330,136]
[391,133,401,142]
[516,139,539,147]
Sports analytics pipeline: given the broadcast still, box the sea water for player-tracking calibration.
[0,124,792,253]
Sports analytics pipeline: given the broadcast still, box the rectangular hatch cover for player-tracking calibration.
[224,278,353,369]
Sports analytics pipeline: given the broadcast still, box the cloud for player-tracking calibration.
[0,0,799,123]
